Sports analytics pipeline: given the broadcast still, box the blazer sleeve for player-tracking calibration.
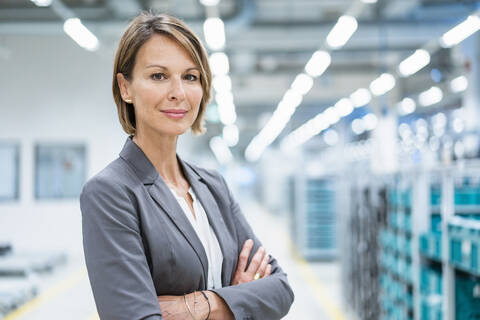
[211,175,295,320]
[80,177,162,320]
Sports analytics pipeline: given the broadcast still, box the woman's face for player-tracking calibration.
[118,34,203,138]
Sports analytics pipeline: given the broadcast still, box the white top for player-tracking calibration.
[168,186,223,289]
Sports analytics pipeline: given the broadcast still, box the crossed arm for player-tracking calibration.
[157,239,272,320]
[81,176,293,320]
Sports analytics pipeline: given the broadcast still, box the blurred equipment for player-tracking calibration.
[289,175,337,261]
[0,245,67,318]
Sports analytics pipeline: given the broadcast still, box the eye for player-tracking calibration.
[184,74,198,81]
[151,73,166,80]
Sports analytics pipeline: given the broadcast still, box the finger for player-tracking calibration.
[265,264,272,277]
[236,239,254,272]
[246,246,266,275]
[256,254,270,278]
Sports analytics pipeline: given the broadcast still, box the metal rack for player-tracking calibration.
[341,171,385,320]
[419,164,480,319]
[379,175,415,320]
[343,161,480,320]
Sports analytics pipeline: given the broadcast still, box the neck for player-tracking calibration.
[132,130,184,185]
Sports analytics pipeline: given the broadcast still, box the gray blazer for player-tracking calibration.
[80,137,294,320]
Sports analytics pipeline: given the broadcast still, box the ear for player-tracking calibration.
[117,73,133,104]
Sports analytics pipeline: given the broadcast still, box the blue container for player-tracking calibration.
[430,214,442,233]
[450,238,462,265]
[431,234,442,260]
[431,187,441,206]
[471,242,478,274]
[455,272,480,319]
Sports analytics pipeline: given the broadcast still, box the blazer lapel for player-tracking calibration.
[179,160,236,286]
[147,180,209,286]
[119,137,209,287]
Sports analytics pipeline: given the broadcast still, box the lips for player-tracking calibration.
[161,109,187,119]
[161,109,187,114]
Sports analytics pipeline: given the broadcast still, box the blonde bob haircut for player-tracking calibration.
[112,12,212,135]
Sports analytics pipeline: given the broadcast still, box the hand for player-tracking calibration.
[231,239,272,285]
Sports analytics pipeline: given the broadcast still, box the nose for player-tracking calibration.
[167,76,186,102]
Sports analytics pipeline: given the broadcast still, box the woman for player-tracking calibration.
[80,12,294,320]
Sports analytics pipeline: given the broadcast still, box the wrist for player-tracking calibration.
[204,290,234,320]
[187,291,210,320]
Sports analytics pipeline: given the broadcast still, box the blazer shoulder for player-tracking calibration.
[184,161,225,186]
[81,158,137,197]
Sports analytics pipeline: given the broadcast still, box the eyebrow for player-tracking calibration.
[145,64,199,72]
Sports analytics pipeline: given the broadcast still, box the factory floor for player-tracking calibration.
[2,202,346,320]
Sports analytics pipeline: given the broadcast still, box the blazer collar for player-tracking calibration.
[119,136,158,185]
[119,136,202,185]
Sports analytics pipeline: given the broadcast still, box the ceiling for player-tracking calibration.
[0,0,478,153]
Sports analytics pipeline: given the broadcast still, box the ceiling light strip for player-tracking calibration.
[279,10,480,151]
[200,1,238,164]
[245,0,370,162]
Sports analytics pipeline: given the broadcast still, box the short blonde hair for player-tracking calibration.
[112,12,211,135]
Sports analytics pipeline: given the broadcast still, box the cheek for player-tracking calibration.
[190,86,203,107]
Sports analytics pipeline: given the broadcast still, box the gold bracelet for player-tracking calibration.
[184,293,196,320]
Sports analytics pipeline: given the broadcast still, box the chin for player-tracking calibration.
[161,125,190,137]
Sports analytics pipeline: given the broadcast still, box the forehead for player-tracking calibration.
[135,33,197,68]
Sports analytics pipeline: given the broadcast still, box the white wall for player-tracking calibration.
[0,34,196,256]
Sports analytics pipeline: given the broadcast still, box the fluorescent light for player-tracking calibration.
[398,123,412,138]
[308,114,328,135]
[369,73,396,96]
[199,0,220,6]
[324,129,339,146]
[209,136,233,165]
[223,124,239,147]
[441,15,480,48]
[363,113,378,131]
[215,91,237,125]
[397,97,416,115]
[203,18,225,50]
[361,0,377,3]
[217,102,237,125]
[281,89,303,109]
[352,119,365,135]
[245,143,262,162]
[280,113,330,150]
[450,75,468,93]
[215,91,233,105]
[326,15,358,49]
[209,52,229,75]
[432,112,447,129]
[419,86,443,106]
[350,88,371,107]
[398,49,431,77]
[291,73,314,95]
[276,101,296,119]
[30,0,52,6]
[334,98,354,117]
[212,75,232,93]
[305,50,331,77]
[324,106,340,125]
[63,18,99,51]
